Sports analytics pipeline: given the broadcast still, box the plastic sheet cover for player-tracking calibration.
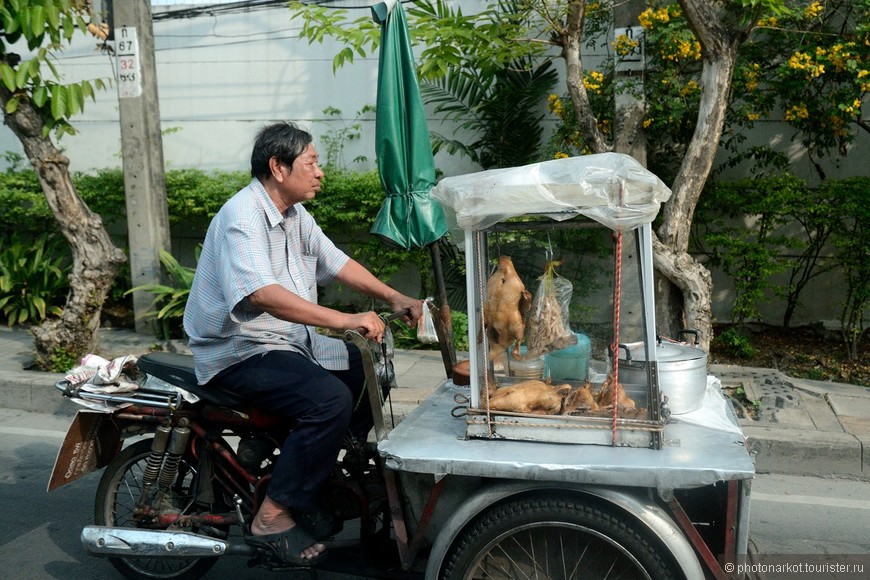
[431,152,672,232]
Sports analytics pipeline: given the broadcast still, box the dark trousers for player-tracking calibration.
[208,345,381,512]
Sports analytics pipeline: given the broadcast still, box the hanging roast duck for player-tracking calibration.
[483,256,531,361]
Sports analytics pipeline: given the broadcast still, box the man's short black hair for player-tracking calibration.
[250,122,313,179]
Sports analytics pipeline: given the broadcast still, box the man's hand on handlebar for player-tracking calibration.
[348,311,387,343]
[388,295,424,327]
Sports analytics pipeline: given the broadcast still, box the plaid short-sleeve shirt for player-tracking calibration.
[183,178,351,385]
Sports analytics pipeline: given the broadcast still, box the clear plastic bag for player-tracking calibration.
[526,261,577,357]
[417,298,439,343]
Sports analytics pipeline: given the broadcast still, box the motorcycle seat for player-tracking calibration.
[137,352,245,408]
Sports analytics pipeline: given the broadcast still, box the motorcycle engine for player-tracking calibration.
[236,435,275,470]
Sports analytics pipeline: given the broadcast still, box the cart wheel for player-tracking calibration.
[439,495,681,580]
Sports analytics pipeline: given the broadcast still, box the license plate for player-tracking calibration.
[47,411,121,491]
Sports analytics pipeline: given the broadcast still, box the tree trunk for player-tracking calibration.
[652,1,747,351]
[562,0,611,154]
[1,93,126,370]
[652,237,713,346]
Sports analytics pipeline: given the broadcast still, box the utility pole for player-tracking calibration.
[612,1,648,338]
[112,1,171,335]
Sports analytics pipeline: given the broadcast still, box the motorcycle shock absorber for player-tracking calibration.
[157,422,192,497]
[137,422,173,507]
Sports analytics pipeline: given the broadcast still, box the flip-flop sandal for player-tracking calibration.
[244,526,327,567]
[295,508,342,541]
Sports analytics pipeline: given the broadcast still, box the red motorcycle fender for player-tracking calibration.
[47,410,122,492]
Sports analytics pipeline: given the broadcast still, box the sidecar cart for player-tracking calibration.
[364,154,755,579]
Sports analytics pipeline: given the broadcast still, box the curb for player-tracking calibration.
[0,370,71,416]
[741,425,865,478]
[0,362,865,479]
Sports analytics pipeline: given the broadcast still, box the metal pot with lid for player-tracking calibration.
[616,330,708,415]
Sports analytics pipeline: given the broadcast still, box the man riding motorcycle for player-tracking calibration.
[183,121,422,566]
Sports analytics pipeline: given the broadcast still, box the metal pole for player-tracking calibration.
[429,240,456,378]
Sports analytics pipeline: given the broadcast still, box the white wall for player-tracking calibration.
[0,1,485,176]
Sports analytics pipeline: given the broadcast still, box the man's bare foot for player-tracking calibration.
[250,495,326,561]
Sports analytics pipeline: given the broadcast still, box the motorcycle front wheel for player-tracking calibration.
[438,495,682,580]
[94,438,219,580]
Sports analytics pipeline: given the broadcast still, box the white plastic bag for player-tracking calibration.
[417,298,439,343]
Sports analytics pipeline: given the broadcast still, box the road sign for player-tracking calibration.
[116,27,142,99]
[614,26,644,73]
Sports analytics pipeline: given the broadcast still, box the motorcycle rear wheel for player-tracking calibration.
[94,438,220,580]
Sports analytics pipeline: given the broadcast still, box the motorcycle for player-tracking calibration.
[47,308,751,580]
[48,314,414,579]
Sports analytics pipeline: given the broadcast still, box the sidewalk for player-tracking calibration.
[0,326,866,479]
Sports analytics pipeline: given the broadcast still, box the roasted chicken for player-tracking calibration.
[487,380,572,415]
[483,256,531,361]
[595,374,637,410]
[561,382,599,414]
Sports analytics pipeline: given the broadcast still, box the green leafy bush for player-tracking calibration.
[713,327,757,359]
[696,174,806,325]
[0,166,247,235]
[0,169,51,237]
[825,178,870,359]
[389,308,469,353]
[309,166,434,292]
[0,233,70,326]
[163,169,250,225]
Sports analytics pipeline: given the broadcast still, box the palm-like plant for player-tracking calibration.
[423,57,558,169]
[0,234,70,326]
[127,249,196,340]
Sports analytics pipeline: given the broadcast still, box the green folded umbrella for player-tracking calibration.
[371,0,447,250]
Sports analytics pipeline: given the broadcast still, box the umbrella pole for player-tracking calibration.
[429,240,456,378]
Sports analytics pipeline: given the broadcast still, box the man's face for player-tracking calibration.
[280,143,323,203]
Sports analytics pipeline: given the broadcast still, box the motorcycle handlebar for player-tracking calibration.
[381,307,411,323]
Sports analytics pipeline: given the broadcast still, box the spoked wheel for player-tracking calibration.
[94,438,220,580]
[439,496,682,580]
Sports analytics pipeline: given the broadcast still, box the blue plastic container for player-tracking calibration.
[545,333,591,382]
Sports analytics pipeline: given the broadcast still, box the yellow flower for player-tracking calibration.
[638,8,653,29]
[747,112,760,121]
[642,118,653,128]
[804,1,824,20]
[613,34,640,57]
[554,151,569,160]
[785,104,810,122]
[584,70,605,93]
[680,80,700,96]
[757,17,778,27]
[548,94,564,117]
[787,52,824,79]
[788,52,811,70]
[638,6,674,29]
[671,39,701,61]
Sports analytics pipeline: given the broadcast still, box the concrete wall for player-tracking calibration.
[0,1,486,176]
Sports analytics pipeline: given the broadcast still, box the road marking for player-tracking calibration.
[753,492,870,511]
[0,426,66,439]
